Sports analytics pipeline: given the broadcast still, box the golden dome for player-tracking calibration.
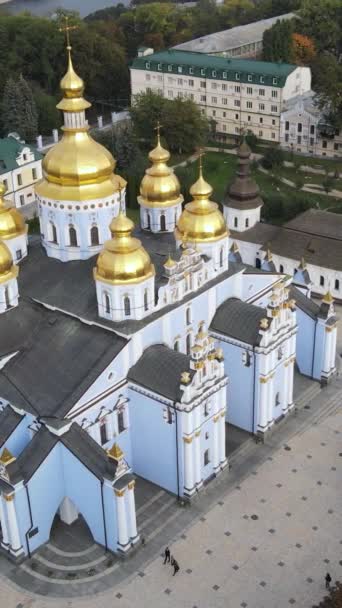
[35,46,125,203]
[0,239,18,284]
[175,160,228,243]
[0,184,27,240]
[138,132,183,209]
[94,212,155,285]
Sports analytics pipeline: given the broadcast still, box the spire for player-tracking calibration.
[299,257,306,270]
[57,15,91,113]
[222,139,263,212]
[322,290,334,305]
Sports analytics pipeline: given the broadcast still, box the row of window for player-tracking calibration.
[262,259,340,290]
[103,290,150,317]
[49,223,100,247]
[145,61,279,85]
[2,168,38,193]
[285,122,315,134]
[99,410,126,446]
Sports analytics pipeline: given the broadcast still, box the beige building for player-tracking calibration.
[130,50,311,143]
[0,134,43,211]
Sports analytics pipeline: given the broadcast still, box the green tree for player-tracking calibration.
[262,147,284,170]
[262,18,295,62]
[19,74,38,141]
[1,77,21,136]
[33,86,61,135]
[130,91,165,145]
[298,0,342,56]
[311,55,342,129]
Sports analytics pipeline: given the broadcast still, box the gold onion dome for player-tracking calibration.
[94,212,155,285]
[35,46,125,202]
[0,183,27,240]
[0,239,18,284]
[138,132,183,209]
[175,158,228,243]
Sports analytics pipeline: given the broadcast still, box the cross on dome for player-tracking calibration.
[59,14,78,50]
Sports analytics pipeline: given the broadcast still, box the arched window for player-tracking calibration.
[279,264,284,273]
[118,410,125,433]
[186,307,191,326]
[234,217,238,228]
[186,333,191,355]
[4,286,10,309]
[160,214,166,231]
[124,295,131,316]
[144,289,148,311]
[256,258,261,269]
[51,223,58,244]
[174,340,179,352]
[219,247,224,268]
[275,392,281,407]
[91,225,99,246]
[104,293,110,314]
[147,214,151,230]
[245,218,249,228]
[99,418,108,445]
[69,225,78,247]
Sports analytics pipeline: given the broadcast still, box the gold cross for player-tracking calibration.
[59,15,78,49]
[198,147,205,173]
[154,120,163,142]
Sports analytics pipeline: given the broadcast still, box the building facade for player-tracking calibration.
[0,134,42,210]
[130,50,311,143]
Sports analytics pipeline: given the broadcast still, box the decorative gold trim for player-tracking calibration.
[260,377,268,384]
[128,481,135,490]
[213,415,220,423]
[115,489,125,497]
[4,494,13,502]
[183,436,193,444]
[220,410,226,418]
[195,430,201,437]
[325,326,334,333]
[0,448,16,466]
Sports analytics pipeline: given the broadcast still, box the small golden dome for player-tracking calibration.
[175,160,228,243]
[138,133,183,209]
[164,254,177,269]
[57,47,91,113]
[0,239,18,284]
[0,184,27,240]
[94,212,155,285]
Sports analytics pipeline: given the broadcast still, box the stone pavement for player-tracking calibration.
[0,374,341,608]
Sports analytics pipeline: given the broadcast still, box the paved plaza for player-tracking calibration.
[0,370,341,608]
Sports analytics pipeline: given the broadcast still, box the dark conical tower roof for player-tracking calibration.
[222,140,264,211]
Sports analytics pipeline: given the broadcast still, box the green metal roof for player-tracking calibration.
[131,50,296,87]
[0,137,42,175]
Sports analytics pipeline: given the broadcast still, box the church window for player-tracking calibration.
[271,105,278,113]
[50,223,58,244]
[322,141,327,149]
[186,333,191,355]
[174,340,180,352]
[118,410,125,433]
[105,293,110,314]
[297,123,302,133]
[166,407,173,424]
[204,402,210,417]
[275,392,281,407]
[32,168,37,180]
[205,432,209,440]
[242,351,251,367]
[69,225,78,247]
[335,279,340,291]
[186,307,191,325]
[260,117,263,124]
[91,225,99,246]
[100,419,108,445]
[144,289,149,311]
[255,258,261,269]
[285,121,289,131]
[245,218,249,228]
[320,276,324,287]
[146,213,151,230]
[234,217,238,228]
[4,287,10,309]
[204,449,210,466]
[160,214,166,231]
[219,247,224,268]
[124,296,131,316]
[17,173,22,186]
[279,264,284,273]
[310,125,315,135]
[16,249,22,260]
[277,347,283,360]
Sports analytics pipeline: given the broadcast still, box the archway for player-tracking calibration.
[49,497,95,552]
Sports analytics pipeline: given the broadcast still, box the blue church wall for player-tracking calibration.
[269,362,287,422]
[313,323,325,381]
[217,339,255,432]
[129,389,179,495]
[16,444,64,555]
[295,308,319,379]
[241,273,279,304]
[1,412,33,458]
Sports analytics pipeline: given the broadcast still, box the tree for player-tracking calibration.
[291,33,316,65]
[19,75,38,142]
[245,130,258,151]
[33,86,61,135]
[1,77,21,136]
[1,75,38,141]
[262,18,295,63]
[298,0,342,57]
[312,55,342,128]
[262,147,284,170]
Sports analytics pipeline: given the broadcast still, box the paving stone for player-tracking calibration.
[186,569,192,574]
[260,581,267,587]
[164,589,172,595]
[232,565,239,570]
[296,543,302,549]
[278,561,285,567]
[307,577,313,583]
[213,585,220,591]
[251,546,258,551]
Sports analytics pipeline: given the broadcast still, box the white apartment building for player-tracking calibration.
[280,91,342,158]
[130,50,311,143]
[0,133,43,210]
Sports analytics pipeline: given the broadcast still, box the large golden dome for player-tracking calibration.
[35,47,125,202]
[138,133,183,209]
[0,239,18,284]
[94,213,155,285]
[0,184,27,240]
[175,160,228,243]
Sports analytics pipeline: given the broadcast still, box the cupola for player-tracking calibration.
[0,184,28,261]
[0,239,19,313]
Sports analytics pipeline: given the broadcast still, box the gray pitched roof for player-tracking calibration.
[284,209,342,241]
[0,406,24,447]
[128,344,194,402]
[210,297,266,345]
[289,285,320,319]
[0,299,127,417]
[6,423,117,485]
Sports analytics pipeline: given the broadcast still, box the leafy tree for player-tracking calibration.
[298,0,342,57]
[262,18,295,63]
[19,75,38,141]
[1,77,21,136]
[311,55,342,129]
[262,147,284,170]
[1,75,38,141]
[245,130,258,151]
[291,33,316,65]
[33,86,61,135]
[130,91,165,145]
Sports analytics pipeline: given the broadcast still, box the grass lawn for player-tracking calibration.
[281,150,342,172]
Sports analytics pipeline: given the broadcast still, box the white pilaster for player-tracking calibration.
[0,496,9,547]
[126,481,139,542]
[212,415,220,473]
[267,376,274,427]
[219,411,227,467]
[183,436,195,497]
[330,328,337,372]
[287,361,294,409]
[5,494,23,556]
[115,489,129,551]
[323,329,332,375]
[194,431,202,488]
[257,378,269,432]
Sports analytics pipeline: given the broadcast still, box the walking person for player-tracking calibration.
[163,546,170,564]
[325,573,332,589]
[173,558,180,576]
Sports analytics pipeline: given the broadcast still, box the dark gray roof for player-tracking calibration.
[210,297,266,345]
[230,223,281,245]
[128,344,194,402]
[6,422,117,485]
[285,209,342,241]
[289,286,320,319]
[0,299,127,417]
[0,406,23,447]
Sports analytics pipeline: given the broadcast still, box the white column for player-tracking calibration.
[258,378,269,432]
[267,376,274,427]
[330,328,337,372]
[0,496,9,547]
[115,489,129,550]
[183,437,195,496]
[52,128,58,143]
[212,416,220,472]
[194,431,202,488]
[323,329,332,374]
[5,494,23,555]
[219,411,227,466]
[127,481,138,542]
[287,361,294,409]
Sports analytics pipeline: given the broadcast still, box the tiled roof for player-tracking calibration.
[210,297,266,345]
[0,137,42,175]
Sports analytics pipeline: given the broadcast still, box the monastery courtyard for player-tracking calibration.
[0,315,341,608]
